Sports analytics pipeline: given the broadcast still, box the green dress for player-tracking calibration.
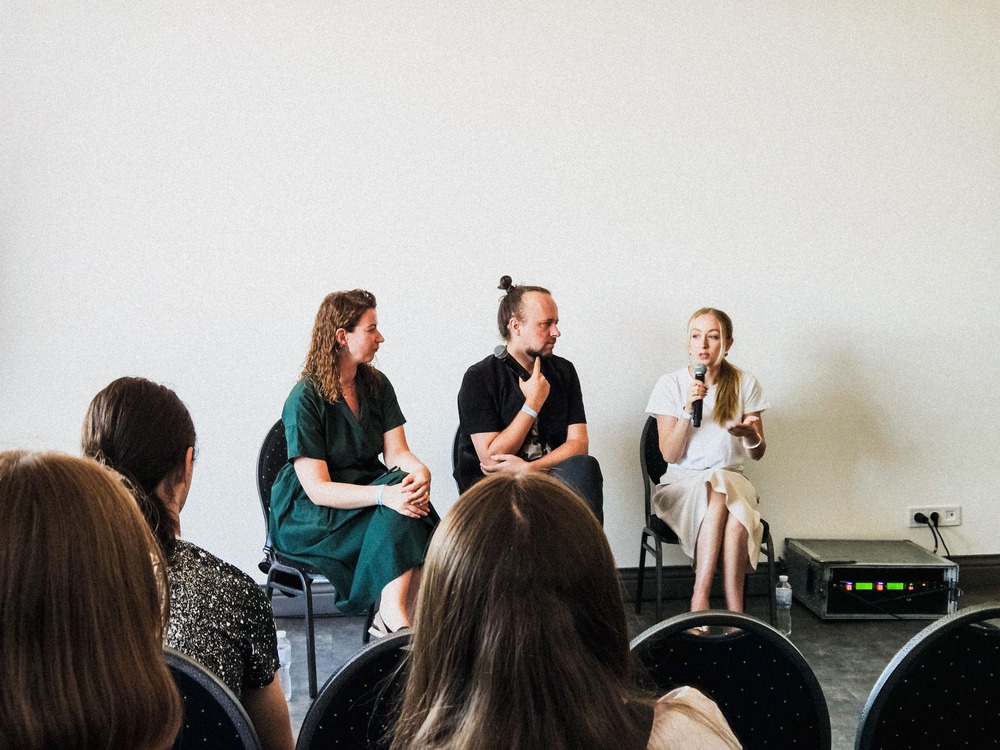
[269,372,432,615]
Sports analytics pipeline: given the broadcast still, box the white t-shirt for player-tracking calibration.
[645,367,769,473]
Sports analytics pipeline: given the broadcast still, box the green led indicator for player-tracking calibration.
[856,582,873,591]
[887,582,904,591]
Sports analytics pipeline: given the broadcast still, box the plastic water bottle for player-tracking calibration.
[276,630,292,701]
[776,575,793,636]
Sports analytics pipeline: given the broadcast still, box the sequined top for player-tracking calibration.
[166,540,279,699]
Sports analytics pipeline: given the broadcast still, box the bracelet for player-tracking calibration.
[743,436,763,450]
[680,410,692,420]
[374,485,384,507]
[521,404,538,418]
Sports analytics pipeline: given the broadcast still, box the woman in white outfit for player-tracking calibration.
[645,308,769,612]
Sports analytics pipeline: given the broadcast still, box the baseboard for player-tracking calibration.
[266,583,344,618]
[264,554,1000,617]
[949,554,1000,589]
[621,564,778,604]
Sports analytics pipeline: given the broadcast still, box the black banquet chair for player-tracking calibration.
[631,609,831,750]
[635,415,776,623]
[451,424,476,494]
[256,418,375,699]
[855,602,1000,749]
[295,631,411,750]
[165,647,262,750]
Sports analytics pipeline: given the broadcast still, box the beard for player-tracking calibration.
[526,347,553,360]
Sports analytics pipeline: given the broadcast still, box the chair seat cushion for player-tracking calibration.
[649,515,679,542]
[271,551,324,576]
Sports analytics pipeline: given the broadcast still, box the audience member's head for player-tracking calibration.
[393,472,648,750]
[81,376,196,556]
[0,450,181,750]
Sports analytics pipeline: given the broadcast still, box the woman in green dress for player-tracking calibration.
[270,289,432,635]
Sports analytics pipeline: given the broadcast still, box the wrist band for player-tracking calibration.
[680,410,693,420]
[375,485,384,507]
[743,436,762,450]
[521,404,538,418]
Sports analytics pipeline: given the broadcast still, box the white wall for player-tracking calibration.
[3,2,998,579]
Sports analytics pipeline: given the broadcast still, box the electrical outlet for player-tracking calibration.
[908,505,962,528]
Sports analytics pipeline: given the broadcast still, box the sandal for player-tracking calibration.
[368,610,411,639]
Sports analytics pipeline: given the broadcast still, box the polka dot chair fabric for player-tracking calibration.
[165,647,261,750]
[296,631,410,750]
[631,610,831,749]
[856,602,1000,749]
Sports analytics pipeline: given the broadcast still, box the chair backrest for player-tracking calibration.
[256,419,287,543]
[451,425,461,477]
[855,602,1000,749]
[631,610,831,750]
[451,423,480,494]
[640,415,668,523]
[165,647,262,750]
[295,631,411,750]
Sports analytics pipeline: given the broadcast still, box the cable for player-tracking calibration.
[925,512,943,554]
[914,512,938,554]
[930,512,952,557]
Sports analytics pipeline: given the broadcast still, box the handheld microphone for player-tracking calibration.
[692,363,707,428]
[494,345,531,381]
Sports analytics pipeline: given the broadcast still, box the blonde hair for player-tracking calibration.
[302,289,378,403]
[0,451,181,750]
[392,473,651,750]
[688,307,742,426]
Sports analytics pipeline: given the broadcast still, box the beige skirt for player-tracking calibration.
[650,467,763,570]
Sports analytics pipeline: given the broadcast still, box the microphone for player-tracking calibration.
[494,345,531,381]
[692,363,707,428]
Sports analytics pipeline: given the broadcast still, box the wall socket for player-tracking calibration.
[908,505,962,528]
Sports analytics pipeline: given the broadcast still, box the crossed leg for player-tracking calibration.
[690,482,751,612]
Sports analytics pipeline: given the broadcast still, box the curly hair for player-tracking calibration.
[302,289,378,403]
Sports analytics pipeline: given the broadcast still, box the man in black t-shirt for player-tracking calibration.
[455,279,604,523]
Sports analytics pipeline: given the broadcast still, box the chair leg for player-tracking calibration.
[654,539,664,622]
[302,575,318,699]
[636,533,648,615]
[361,602,376,644]
[764,528,777,626]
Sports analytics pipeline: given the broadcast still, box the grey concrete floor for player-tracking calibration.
[275,585,997,750]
